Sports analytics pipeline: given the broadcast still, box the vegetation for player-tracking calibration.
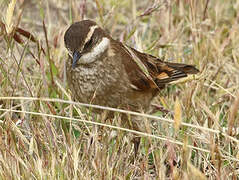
[0,0,238,179]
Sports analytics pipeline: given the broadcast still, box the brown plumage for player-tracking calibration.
[64,20,199,113]
[64,20,199,154]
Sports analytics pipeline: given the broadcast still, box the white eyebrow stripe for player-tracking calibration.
[80,37,110,64]
[81,25,99,51]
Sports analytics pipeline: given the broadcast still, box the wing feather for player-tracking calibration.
[112,40,199,90]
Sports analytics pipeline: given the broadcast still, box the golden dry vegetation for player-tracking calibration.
[0,0,239,179]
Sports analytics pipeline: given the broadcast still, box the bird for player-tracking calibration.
[64,20,198,111]
[64,20,199,153]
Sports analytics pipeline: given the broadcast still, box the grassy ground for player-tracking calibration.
[0,0,239,179]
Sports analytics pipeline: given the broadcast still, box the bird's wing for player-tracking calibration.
[112,40,199,90]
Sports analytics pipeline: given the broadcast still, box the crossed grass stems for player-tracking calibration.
[0,96,238,163]
[1,1,239,177]
[1,23,238,168]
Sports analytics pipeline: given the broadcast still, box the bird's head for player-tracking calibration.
[64,20,110,68]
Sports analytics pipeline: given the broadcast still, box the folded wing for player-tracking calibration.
[114,40,199,91]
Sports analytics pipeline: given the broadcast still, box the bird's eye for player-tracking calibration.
[84,38,93,50]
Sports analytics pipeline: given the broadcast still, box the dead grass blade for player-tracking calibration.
[5,0,16,34]
[174,97,182,132]
[228,91,239,136]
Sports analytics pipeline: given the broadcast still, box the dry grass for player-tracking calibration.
[0,0,239,179]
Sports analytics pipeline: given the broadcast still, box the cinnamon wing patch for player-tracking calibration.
[124,47,199,88]
[113,40,199,91]
[154,62,199,87]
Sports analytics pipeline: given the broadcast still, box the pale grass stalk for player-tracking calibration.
[1,107,239,163]
[174,97,182,132]
[169,74,204,85]
[55,79,91,135]
[228,91,239,135]
[10,119,30,145]
[0,99,31,120]
[29,137,34,156]
[209,79,236,98]
[0,107,209,154]
[0,97,221,132]
[5,0,16,34]
[0,0,238,178]
[0,96,238,145]
[73,143,81,178]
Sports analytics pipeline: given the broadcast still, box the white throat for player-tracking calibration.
[79,37,110,64]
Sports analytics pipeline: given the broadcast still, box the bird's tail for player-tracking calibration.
[154,62,199,87]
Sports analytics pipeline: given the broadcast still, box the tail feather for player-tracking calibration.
[154,62,199,88]
[167,63,199,74]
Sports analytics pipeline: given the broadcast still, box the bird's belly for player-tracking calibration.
[68,63,128,108]
[66,60,156,111]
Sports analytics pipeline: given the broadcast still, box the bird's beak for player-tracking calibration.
[72,51,82,69]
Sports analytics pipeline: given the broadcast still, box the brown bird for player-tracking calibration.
[64,20,199,152]
[64,20,198,111]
